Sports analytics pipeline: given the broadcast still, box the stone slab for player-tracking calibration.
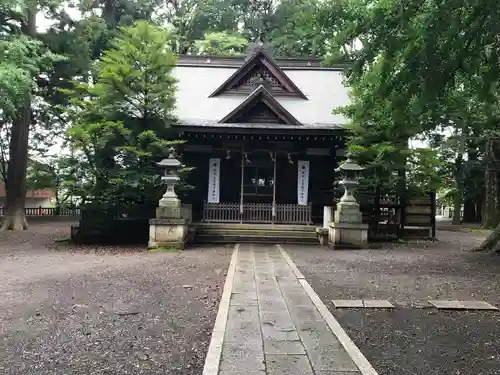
[261,325,301,342]
[225,306,262,342]
[287,305,324,325]
[219,342,266,372]
[429,300,499,310]
[266,354,314,375]
[219,372,266,375]
[297,322,358,372]
[362,300,394,309]
[264,340,307,355]
[230,292,258,306]
[300,279,378,375]
[277,244,306,279]
[257,287,283,300]
[332,300,364,308]
[260,310,296,330]
[149,218,188,224]
[259,297,289,311]
[281,292,314,307]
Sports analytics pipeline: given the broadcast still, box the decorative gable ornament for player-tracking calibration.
[219,85,302,125]
[209,48,307,99]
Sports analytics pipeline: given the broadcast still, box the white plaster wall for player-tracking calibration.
[25,198,52,208]
[0,197,52,208]
[171,66,350,125]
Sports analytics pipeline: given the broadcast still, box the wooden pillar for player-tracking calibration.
[272,151,277,222]
[239,148,245,223]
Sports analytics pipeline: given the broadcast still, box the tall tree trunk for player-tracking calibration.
[475,137,500,252]
[1,102,30,230]
[452,192,462,225]
[475,198,483,222]
[0,1,36,231]
[463,141,480,223]
[463,198,476,222]
[452,156,464,225]
[452,132,466,225]
[483,138,499,228]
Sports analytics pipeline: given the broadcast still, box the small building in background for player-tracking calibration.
[0,184,55,208]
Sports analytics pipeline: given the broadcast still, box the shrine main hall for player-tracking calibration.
[171,45,348,228]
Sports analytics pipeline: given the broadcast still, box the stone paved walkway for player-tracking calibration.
[206,244,374,375]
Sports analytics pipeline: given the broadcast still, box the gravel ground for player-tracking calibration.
[285,230,500,375]
[0,221,232,375]
[335,309,500,375]
[286,231,500,306]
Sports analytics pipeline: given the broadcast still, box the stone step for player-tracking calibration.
[195,234,319,244]
[194,223,316,231]
[195,229,317,238]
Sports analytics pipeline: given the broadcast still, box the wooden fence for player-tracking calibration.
[347,190,436,241]
[203,201,312,224]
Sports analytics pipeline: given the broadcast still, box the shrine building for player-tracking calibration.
[170,44,349,230]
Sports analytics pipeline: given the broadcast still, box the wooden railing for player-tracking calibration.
[203,202,241,222]
[0,207,80,216]
[202,201,312,224]
[276,203,312,224]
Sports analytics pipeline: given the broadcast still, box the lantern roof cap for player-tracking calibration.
[157,147,182,168]
[338,152,364,171]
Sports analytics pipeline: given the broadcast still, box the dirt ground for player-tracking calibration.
[0,221,232,375]
[285,231,500,375]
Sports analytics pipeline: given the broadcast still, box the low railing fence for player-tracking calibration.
[202,201,312,224]
[0,207,80,216]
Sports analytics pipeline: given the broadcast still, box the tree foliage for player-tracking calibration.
[322,0,500,249]
[191,31,248,56]
[67,20,180,212]
[0,0,65,230]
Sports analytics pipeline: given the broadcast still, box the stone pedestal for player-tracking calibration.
[148,218,189,249]
[328,201,368,249]
[334,201,362,223]
[328,222,368,249]
[323,206,333,229]
[148,198,192,250]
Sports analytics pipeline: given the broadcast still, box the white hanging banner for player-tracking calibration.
[297,160,310,205]
[207,158,221,203]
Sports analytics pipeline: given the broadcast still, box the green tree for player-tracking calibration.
[67,20,181,212]
[270,0,332,57]
[322,0,500,251]
[0,0,62,230]
[190,31,248,55]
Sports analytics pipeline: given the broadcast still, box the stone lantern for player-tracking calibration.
[148,147,190,250]
[334,153,365,220]
[329,153,368,249]
[157,147,183,208]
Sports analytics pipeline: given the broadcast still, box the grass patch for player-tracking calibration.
[149,246,180,253]
[470,227,491,233]
[54,237,72,243]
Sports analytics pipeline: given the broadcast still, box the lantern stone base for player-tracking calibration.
[334,201,363,224]
[148,218,190,250]
[328,222,368,249]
